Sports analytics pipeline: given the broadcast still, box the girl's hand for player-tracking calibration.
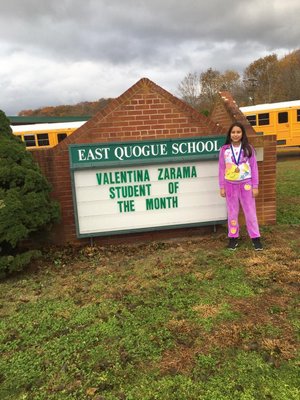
[252,188,259,198]
[220,188,226,197]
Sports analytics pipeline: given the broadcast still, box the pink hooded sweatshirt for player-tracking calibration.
[218,144,259,189]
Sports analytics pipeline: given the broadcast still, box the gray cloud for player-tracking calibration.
[0,0,299,114]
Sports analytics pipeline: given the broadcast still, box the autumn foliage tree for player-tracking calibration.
[19,98,112,117]
[178,48,300,110]
[177,72,202,110]
[0,110,60,277]
[178,68,241,112]
[243,54,280,104]
[278,49,300,100]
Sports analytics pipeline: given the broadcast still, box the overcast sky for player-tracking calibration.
[1,0,299,115]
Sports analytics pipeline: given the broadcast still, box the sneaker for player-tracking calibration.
[227,238,238,250]
[252,237,263,251]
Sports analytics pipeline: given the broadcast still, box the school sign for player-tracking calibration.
[30,78,276,246]
[69,136,227,237]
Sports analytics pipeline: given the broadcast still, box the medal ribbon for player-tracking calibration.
[230,144,242,167]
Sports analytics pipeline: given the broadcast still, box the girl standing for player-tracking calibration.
[219,122,263,250]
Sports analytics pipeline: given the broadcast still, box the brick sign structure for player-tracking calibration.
[32,78,276,245]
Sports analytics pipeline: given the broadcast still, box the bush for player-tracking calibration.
[0,110,60,277]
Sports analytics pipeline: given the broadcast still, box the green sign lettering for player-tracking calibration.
[117,200,135,212]
[146,196,178,210]
[70,136,225,168]
[158,165,197,180]
[109,184,151,199]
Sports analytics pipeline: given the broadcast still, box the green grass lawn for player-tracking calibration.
[0,159,299,400]
[276,158,300,224]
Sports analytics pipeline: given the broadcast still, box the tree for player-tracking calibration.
[278,50,300,100]
[199,68,222,110]
[177,72,201,110]
[178,49,300,110]
[243,54,279,104]
[19,98,112,117]
[221,70,241,93]
[199,68,243,111]
[178,68,243,113]
[0,110,60,277]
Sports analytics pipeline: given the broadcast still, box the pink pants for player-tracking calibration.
[225,180,260,239]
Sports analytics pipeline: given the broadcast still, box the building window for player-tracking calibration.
[297,109,300,122]
[258,113,269,125]
[57,133,67,143]
[37,133,49,146]
[246,115,256,126]
[24,135,36,147]
[278,112,288,124]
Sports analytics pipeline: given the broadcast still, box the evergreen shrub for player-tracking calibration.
[0,110,60,277]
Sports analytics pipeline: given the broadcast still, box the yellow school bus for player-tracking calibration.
[11,121,86,149]
[240,100,300,147]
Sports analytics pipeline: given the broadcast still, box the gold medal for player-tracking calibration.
[231,145,242,174]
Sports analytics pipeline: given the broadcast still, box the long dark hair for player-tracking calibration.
[225,122,252,157]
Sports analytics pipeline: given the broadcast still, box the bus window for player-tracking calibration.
[57,133,67,143]
[297,109,300,122]
[246,115,256,126]
[258,113,269,125]
[278,112,288,124]
[37,133,50,146]
[24,135,36,147]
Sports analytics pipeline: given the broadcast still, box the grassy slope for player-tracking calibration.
[0,159,299,400]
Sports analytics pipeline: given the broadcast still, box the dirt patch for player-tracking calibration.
[200,293,298,362]
[159,286,299,374]
[192,304,221,318]
[160,345,198,375]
